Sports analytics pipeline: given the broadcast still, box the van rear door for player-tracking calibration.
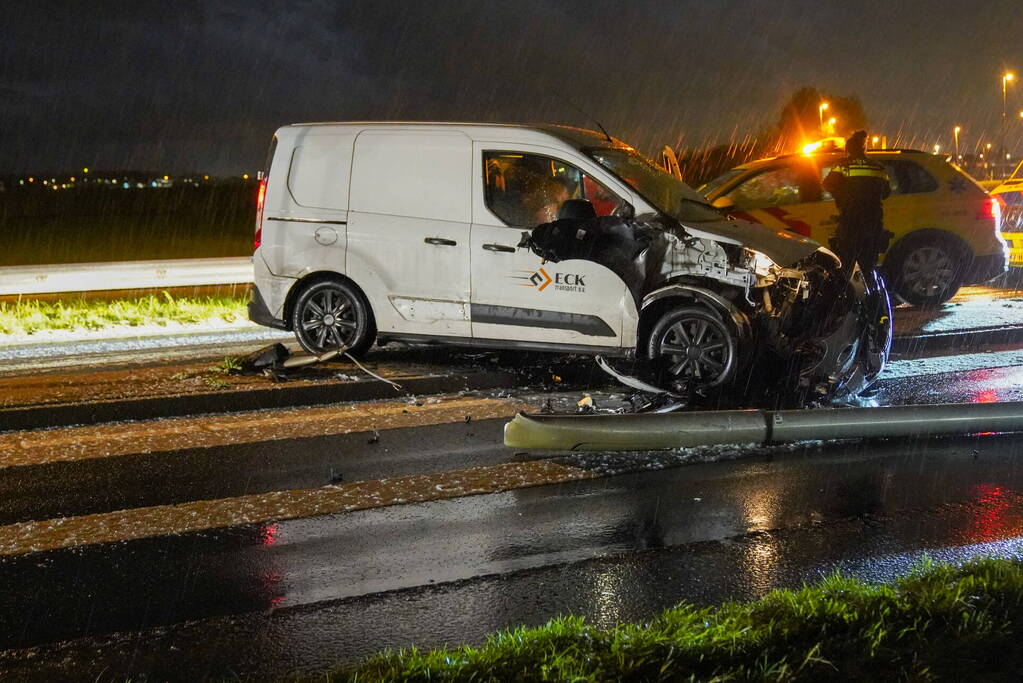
[260,129,353,278]
[347,129,472,337]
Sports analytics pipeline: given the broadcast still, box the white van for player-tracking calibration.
[249,122,889,399]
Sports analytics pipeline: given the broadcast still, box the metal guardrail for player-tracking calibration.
[0,257,254,295]
[504,401,1023,451]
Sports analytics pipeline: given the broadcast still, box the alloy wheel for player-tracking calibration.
[296,284,360,352]
[655,310,735,389]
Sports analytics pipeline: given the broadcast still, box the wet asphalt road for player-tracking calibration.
[0,417,510,525]
[4,430,1023,680]
[3,354,1023,680]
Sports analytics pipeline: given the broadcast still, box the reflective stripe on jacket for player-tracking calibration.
[837,162,888,180]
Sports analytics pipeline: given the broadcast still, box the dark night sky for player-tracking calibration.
[2,0,1021,174]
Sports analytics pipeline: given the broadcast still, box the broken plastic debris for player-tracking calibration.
[595,356,673,396]
[282,348,341,369]
[240,343,290,373]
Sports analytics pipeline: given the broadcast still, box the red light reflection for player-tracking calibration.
[260,523,279,546]
[967,484,1023,542]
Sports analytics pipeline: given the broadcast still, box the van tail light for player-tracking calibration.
[978,196,1002,225]
[254,176,267,250]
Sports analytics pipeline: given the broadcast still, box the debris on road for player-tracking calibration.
[239,343,289,373]
[237,342,403,391]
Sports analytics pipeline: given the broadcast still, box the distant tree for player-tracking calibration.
[773,87,867,154]
[675,87,869,186]
[678,142,764,187]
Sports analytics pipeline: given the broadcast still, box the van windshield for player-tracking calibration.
[588,147,723,223]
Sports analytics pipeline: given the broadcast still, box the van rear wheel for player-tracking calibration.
[293,279,374,356]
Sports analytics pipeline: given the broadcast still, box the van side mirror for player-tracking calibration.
[711,196,736,211]
[617,202,635,220]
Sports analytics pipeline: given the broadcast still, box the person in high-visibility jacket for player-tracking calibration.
[823,130,892,273]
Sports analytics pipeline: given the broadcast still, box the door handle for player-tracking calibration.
[482,243,517,253]
[424,237,457,246]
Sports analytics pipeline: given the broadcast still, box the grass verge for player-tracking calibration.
[0,292,247,335]
[323,558,1023,682]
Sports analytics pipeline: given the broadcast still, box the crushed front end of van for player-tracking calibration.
[520,211,892,404]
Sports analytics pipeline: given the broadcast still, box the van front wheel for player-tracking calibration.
[644,307,737,392]
[292,279,374,356]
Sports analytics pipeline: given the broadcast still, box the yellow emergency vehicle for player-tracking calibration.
[990,160,1023,268]
[701,147,1007,305]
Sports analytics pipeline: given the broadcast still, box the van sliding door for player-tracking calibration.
[347,130,472,337]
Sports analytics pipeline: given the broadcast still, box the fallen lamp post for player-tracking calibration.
[503,401,1023,451]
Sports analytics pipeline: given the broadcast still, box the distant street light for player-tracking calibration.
[818,102,829,133]
[1002,72,1015,175]
[954,126,962,159]
[934,144,942,154]
[827,117,837,135]
[1004,73,1015,121]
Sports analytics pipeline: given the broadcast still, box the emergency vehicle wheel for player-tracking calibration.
[886,234,966,307]
[292,279,375,356]
[645,307,737,391]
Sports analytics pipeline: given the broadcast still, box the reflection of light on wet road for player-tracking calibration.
[260,523,280,546]
[744,542,779,588]
[879,364,1023,405]
[264,572,285,609]
[736,484,783,596]
[966,369,1002,404]
[883,353,1023,381]
[830,537,1023,586]
[817,484,1023,585]
[742,485,780,530]
[967,485,1023,543]
[958,367,1023,404]
[590,564,626,627]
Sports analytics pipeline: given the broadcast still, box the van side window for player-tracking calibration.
[483,152,617,226]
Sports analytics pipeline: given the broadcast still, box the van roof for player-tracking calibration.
[280,121,629,152]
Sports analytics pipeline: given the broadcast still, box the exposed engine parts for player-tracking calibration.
[521,212,892,405]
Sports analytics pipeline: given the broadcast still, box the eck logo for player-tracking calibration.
[513,268,586,293]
